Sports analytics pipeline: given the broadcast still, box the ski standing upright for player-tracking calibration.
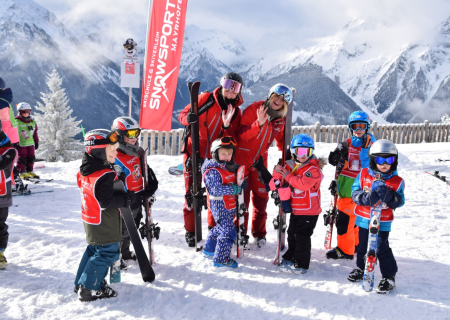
[235,165,247,258]
[273,88,295,265]
[187,81,206,252]
[323,164,343,249]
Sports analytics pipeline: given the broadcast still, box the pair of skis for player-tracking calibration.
[425,171,450,186]
[273,88,296,266]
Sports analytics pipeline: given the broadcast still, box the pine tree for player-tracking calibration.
[34,69,83,162]
[442,114,450,124]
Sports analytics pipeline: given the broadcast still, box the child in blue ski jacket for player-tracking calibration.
[201,137,247,268]
[349,139,405,294]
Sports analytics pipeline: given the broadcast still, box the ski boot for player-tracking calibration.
[12,175,28,194]
[255,237,266,248]
[0,249,7,270]
[27,172,39,179]
[122,251,136,261]
[347,268,364,282]
[213,258,238,269]
[326,247,354,260]
[279,259,294,273]
[78,281,117,302]
[292,263,308,275]
[120,259,129,270]
[20,172,32,179]
[202,249,214,258]
[377,276,395,294]
[185,231,195,247]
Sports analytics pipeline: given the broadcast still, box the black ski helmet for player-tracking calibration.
[0,77,5,90]
[220,72,244,88]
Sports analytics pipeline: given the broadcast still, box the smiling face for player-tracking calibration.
[353,130,365,138]
[222,87,239,100]
[124,136,137,145]
[105,142,119,163]
[270,93,286,111]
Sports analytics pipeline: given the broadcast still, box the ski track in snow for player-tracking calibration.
[1,143,450,320]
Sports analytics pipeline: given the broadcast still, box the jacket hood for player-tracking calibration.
[0,88,13,108]
[80,152,113,176]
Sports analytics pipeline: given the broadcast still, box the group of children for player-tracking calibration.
[200,109,405,295]
[0,77,40,271]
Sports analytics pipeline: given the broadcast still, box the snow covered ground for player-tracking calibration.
[1,142,450,320]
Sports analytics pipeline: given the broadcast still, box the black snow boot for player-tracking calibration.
[347,268,364,282]
[326,247,354,260]
[377,276,395,294]
[185,231,195,247]
[78,282,117,302]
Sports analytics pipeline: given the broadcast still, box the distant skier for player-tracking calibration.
[349,139,405,294]
[178,72,244,247]
[326,111,375,260]
[234,83,291,248]
[201,137,247,268]
[272,134,324,274]
[74,129,136,302]
[111,117,158,268]
[0,78,19,145]
[15,102,39,179]
[0,122,18,270]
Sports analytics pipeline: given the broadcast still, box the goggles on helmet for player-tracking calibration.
[125,129,141,139]
[350,122,368,131]
[374,156,396,165]
[291,147,313,158]
[221,79,242,94]
[220,136,237,146]
[272,85,293,104]
[84,131,120,147]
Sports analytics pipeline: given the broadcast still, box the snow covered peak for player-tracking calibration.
[439,16,450,34]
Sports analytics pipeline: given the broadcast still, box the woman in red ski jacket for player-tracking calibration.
[234,83,293,247]
[177,72,244,247]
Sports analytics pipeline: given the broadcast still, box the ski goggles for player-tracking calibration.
[220,136,237,146]
[20,110,31,114]
[374,156,396,165]
[84,131,120,147]
[221,79,242,94]
[272,85,293,104]
[291,147,313,158]
[350,122,368,131]
[125,129,141,139]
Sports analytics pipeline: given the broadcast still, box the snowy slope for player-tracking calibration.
[1,143,450,319]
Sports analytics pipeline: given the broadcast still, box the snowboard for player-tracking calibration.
[273,88,295,265]
[168,164,183,176]
[113,180,155,282]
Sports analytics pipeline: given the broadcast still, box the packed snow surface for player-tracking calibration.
[1,143,450,319]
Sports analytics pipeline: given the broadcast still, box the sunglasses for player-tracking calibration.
[221,79,242,94]
[125,129,141,139]
[272,85,293,104]
[374,156,395,165]
[220,136,237,146]
[350,123,367,131]
[291,147,313,158]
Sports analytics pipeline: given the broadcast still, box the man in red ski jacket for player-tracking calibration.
[234,83,293,248]
[178,72,244,247]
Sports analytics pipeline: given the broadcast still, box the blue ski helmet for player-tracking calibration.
[348,111,370,130]
[291,134,314,149]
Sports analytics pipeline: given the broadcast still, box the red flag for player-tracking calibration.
[139,0,188,131]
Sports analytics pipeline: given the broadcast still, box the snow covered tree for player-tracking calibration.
[34,69,84,162]
[442,114,450,124]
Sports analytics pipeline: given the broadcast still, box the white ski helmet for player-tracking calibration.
[17,102,32,112]
[369,139,398,172]
[210,137,236,162]
[112,117,140,136]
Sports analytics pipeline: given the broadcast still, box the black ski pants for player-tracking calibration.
[0,207,9,249]
[282,214,319,270]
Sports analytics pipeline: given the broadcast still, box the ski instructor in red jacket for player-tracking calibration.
[178,72,244,247]
[234,84,292,248]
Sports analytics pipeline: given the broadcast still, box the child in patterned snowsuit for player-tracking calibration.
[201,137,247,268]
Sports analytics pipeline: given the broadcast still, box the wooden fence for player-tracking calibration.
[140,120,450,156]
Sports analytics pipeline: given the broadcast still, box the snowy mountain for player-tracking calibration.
[0,0,132,133]
[256,17,450,123]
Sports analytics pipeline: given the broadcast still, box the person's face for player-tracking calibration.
[105,143,119,163]
[298,154,309,163]
[376,162,391,173]
[218,148,233,162]
[222,88,238,100]
[124,136,137,145]
[270,94,285,111]
[353,130,364,138]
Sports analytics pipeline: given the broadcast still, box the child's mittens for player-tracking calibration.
[278,186,291,201]
[241,179,248,191]
[268,178,280,191]
[232,184,242,195]
[375,185,394,203]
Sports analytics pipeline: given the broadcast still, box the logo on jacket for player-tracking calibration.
[81,192,89,212]
[132,164,141,181]
[20,130,30,140]
[127,157,139,165]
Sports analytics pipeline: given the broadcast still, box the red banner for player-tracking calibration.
[139,0,188,131]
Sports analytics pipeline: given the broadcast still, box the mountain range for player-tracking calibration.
[1,0,449,134]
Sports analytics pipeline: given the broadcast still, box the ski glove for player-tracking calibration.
[142,188,156,200]
[252,156,273,184]
[241,180,248,191]
[232,184,242,195]
[357,190,380,207]
[375,185,395,204]
[125,191,136,207]
[34,142,39,150]
[361,134,372,149]
[329,180,337,196]
[186,112,198,124]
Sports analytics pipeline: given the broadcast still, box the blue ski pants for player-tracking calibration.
[74,242,120,290]
[356,227,398,278]
[204,214,236,263]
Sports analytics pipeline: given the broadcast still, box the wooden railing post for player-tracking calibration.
[314,122,321,142]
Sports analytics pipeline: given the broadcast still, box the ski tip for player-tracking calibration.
[196,245,204,253]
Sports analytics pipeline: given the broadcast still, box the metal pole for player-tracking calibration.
[129,87,132,117]
[141,0,153,98]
